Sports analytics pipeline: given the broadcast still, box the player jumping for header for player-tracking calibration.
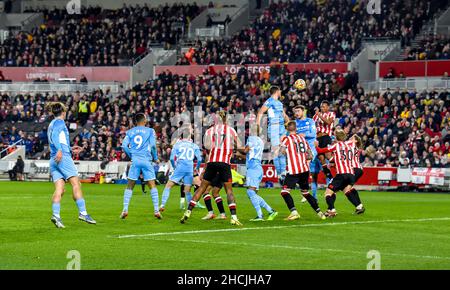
[256,86,290,184]
[313,101,335,183]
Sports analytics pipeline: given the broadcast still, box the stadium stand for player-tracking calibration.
[1,67,449,168]
[177,0,448,65]
[403,35,450,60]
[1,3,203,67]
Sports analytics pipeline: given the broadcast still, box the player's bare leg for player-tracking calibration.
[182,175,201,209]
[120,179,136,219]
[324,188,337,218]
[147,180,161,219]
[223,181,242,225]
[180,179,211,223]
[160,180,177,212]
[202,186,226,220]
[202,186,216,220]
[319,153,333,182]
[51,179,66,228]
[68,176,96,224]
[343,185,365,214]
[212,187,226,219]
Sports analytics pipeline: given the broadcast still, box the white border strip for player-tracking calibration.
[116,217,450,239]
[144,237,450,261]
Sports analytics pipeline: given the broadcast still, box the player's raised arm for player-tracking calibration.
[256,104,269,134]
[283,109,290,124]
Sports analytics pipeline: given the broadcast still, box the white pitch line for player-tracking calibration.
[116,217,450,239]
[144,237,450,261]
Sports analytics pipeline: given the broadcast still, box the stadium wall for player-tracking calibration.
[378,60,450,78]
[0,66,131,82]
[155,63,350,76]
[1,160,448,191]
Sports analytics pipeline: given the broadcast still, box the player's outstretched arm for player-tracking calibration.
[283,109,290,123]
[256,105,268,134]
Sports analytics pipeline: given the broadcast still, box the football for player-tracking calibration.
[294,79,306,90]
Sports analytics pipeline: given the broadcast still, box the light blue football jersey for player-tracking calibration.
[246,136,264,168]
[170,139,202,171]
[122,126,158,161]
[48,118,71,157]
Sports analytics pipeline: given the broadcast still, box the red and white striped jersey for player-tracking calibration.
[345,140,363,169]
[327,141,355,174]
[205,124,238,164]
[281,134,311,174]
[313,111,335,136]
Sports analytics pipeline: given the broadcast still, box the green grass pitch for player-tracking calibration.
[1,181,450,270]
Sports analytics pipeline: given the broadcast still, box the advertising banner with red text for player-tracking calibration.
[0,67,131,82]
[155,63,350,77]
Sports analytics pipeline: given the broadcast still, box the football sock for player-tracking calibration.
[150,188,159,213]
[215,196,226,214]
[188,200,196,211]
[247,189,263,218]
[228,203,237,216]
[345,188,362,207]
[353,188,362,205]
[258,195,273,213]
[325,194,336,210]
[141,182,146,193]
[180,185,185,198]
[203,194,213,212]
[303,192,321,212]
[281,189,296,212]
[161,188,171,208]
[186,192,192,204]
[122,188,133,212]
[311,181,318,198]
[322,166,333,180]
[52,202,61,218]
[75,198,87,215]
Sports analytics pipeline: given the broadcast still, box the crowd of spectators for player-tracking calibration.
[0,3,202,67]
[404,35,450,60]
[1,65,449,168]
[177,0,447,65]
